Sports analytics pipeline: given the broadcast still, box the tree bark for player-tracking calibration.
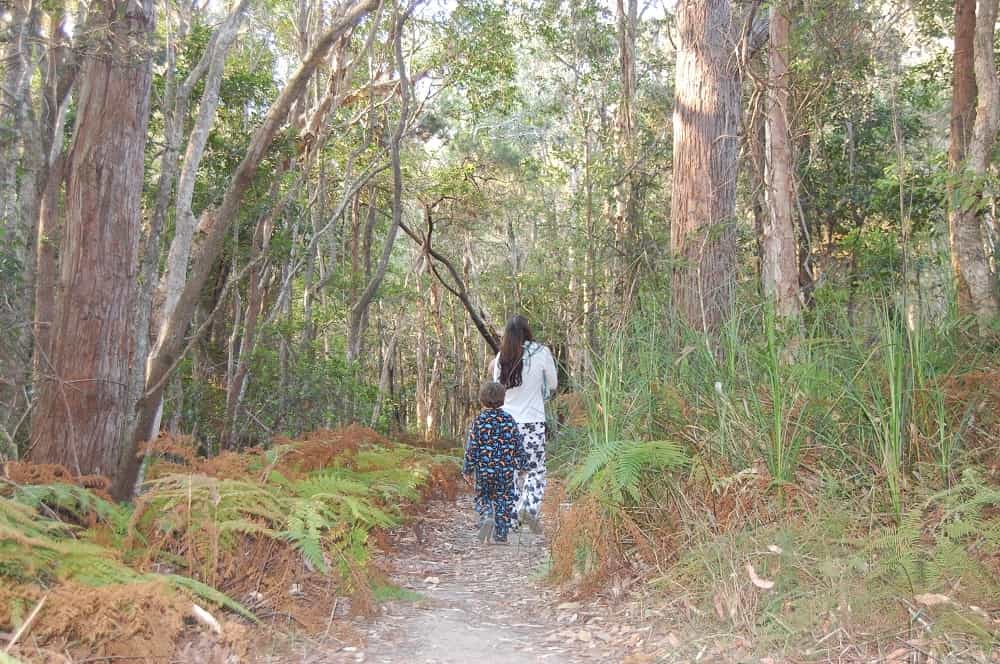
[29,0,154,490]
[762,1,801,320]
[669,0,742,335]
[947,0,980,316]
[950,0,1000,326]
[613,0,639,292]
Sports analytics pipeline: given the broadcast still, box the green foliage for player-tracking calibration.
[871,469,1000,594]
[0,494,254,617]
[11,483,130,535]
[433,1,519,116]
[568,439,687,505]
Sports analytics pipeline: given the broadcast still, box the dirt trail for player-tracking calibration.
[264,499,619,663]
[361,502,586,663]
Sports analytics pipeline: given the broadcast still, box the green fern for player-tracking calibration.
[11,483,129,533]
[1,494,254,621]
[159,573,257,622]
[569,439,687,505]
[870,470,1000,593]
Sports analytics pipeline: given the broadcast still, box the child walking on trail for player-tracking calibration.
[463,381,528,544]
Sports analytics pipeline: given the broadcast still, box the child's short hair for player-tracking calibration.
[479,381,506,408]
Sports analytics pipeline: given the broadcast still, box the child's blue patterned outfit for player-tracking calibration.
[464,407,527,540]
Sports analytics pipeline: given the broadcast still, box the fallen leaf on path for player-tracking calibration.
[914,593,950,607]
[190,603,222,634]
[622,654,655,664]
[767,544,783,554]
[713,593,726,620]
[423,576,440,585]
[884,647,910,662]
[577,629,592,642]
[746,562,775,590]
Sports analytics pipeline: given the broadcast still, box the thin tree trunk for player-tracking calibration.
[347,5,411,360]
[222,208,277,448]
[762,1,801,320]
[670,0,742,335]
[371,321,399,428]
[0,0,36,449]
[947,0,982,318]
[137,0,380,446]
[151,0,252,358]
[613,0,638,291]
[951,0,1000,326]
[29,0,154,494]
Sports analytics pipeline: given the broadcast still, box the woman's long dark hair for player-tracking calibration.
[498,315,533,388]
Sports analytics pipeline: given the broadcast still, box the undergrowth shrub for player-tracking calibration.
[663,468,999,654]
[548,310,689,589]
[1,426,460,659]
[550,285,998,656]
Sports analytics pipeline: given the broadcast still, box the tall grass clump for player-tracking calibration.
[548,303,688,586]
[845,301,911,516]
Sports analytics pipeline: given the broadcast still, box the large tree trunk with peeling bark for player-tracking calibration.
[29,0,154,490]
[948,0,1000,327]
[762,1,801,320]
[670,0,742,335]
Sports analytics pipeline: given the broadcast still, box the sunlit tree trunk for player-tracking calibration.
[948,0,980,316]
[762,1,801,320]
[0,0,36,452]
[29,0,154,491]
[669,0,741,335]
[957,0,1000,326]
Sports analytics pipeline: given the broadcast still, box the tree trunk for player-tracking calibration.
[29,0,154,491]
[136,0,380,447]
[347,6,411,361]
[152,0,251,354]
[669,0,742,335]
[221,207,276,448]
[0,0,36,451]
[948,0,980,316]
[613,0,639,291]
[950,0,1000,326]
[762,1,801,320]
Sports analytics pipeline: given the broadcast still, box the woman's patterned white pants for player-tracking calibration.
[514,422,547,520]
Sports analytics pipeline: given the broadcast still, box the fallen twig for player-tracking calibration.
[5,594,47,653]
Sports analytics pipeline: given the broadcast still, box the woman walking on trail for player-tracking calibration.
[491,315,557,532]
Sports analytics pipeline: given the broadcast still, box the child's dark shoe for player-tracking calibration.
[492,534,509,545]
[523,512,543,534]
[477,520,494,543]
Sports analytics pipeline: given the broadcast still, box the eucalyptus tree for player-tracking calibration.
[947,0,1000,328]
[30,0,156,485]
[669,0,766,336]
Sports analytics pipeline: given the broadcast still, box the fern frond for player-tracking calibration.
[158,573,258,622]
